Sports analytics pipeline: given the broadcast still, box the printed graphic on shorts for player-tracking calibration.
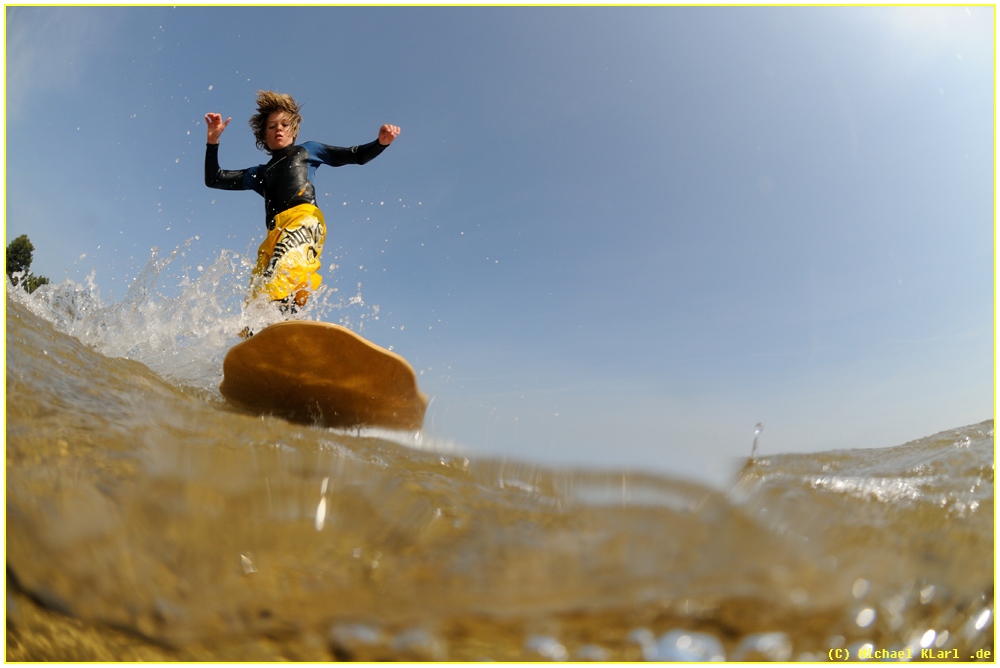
[264,219,322,280]
[251,204,327,303]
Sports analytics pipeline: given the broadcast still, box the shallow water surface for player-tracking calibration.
[5,281,994,661]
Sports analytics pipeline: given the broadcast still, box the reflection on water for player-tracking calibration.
[5,280,995,661]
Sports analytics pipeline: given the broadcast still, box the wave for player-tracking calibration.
[4,249,994,661]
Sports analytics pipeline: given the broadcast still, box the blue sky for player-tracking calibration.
[5,6,994,484]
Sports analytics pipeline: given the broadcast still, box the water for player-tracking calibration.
[5,251,995,661]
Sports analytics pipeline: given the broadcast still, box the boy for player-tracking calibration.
[205,90,400,310]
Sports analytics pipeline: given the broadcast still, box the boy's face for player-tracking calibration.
[266,111,296,151]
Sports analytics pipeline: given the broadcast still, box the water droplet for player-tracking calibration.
[655,630,726,662]
[390,628,445,661]
[751,422,763,459]
[315,496,327,531]
[732,633,792,662]
[524,635,567,661]
[850,642,875,660]
[330,623,383,647]
[240,552,257,574]
[626,628,657,661]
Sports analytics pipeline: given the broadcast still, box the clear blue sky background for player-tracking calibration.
[5,6,994,484]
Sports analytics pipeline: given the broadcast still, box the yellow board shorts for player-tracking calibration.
[250,203,326,305]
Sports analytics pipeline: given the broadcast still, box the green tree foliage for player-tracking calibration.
[6,234,33,277]
[6,234,50,293]
[26,275,50,292]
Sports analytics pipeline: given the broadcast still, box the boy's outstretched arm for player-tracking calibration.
[206,113,232,145]
[204,113,252,191]
[378,124,401,146]
[306,125,401,168]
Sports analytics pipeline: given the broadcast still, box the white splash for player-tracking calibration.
[8,238,380,394]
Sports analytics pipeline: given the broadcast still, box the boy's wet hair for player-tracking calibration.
[249,91,303,153]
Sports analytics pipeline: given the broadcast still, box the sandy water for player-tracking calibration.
[4,257,994,661]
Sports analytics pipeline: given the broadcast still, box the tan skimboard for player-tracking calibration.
[219,321,427,430]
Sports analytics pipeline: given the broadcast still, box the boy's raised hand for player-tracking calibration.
[205,113,231,144]
[378,124,401,146]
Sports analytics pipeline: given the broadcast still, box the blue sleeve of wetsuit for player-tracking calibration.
[204,143,260,193]
[302,140,388,169]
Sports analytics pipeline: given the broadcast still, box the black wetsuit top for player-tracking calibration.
[205,140,388,230]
